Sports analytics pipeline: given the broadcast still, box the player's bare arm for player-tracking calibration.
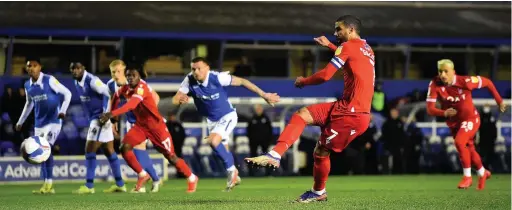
[314,35,337,52]
[152,89,160,105]
[230,75,280,106]
[172,91,189,105]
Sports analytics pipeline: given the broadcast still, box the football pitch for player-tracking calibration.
[0,175,510,210]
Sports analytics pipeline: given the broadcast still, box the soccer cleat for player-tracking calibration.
[151,181,161,193]
[103,185,127,193]
[130,187,146,193]
[295,190,328,203]
[187,177,199,193]
[477,170,491,190]
[73,185,95,194]
[134,173,151,192]
[457,176,473,189]
[224,169,241,192]
[244,153,281,169]
[32,183,47,194]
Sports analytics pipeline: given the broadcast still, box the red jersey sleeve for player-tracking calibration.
[300,43,349,86]
[111,84,146,117]
[458,75,503,105]
[426,80,446,117]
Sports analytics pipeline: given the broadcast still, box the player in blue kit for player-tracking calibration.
[69,62,126,194]
[173,57,280,191]
[16,59,72,194]
[107,60,162,192]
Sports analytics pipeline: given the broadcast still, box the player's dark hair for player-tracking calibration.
[125,63,147,79]
[336,15,362,34]
[191,57,210,66]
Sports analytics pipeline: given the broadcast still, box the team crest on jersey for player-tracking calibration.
[470,76,479,83]
[335,46,343,56]
[137,87,144,95]
[95,79,103,87]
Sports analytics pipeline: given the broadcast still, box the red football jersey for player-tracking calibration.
[112,80,164,127]
[330,39,375,114]
[426,75,483,125]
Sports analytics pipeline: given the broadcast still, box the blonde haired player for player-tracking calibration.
[426,59,506,190]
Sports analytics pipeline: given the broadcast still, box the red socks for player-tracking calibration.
[122,150,143,173]
[273,114,307,156]
[469,145,483,169]
[174,158,192,178]
[455,141,471,168]
[313,154,330,191]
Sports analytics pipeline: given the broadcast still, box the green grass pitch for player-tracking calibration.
[0,175,510,210]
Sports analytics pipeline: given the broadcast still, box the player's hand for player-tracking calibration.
[58,113,66,119]
[99,112,113,124]
[313,36,332,47]
[262,93,280,107]
[499,103,507,113]
[294,76,305,89]
[444,108,457,118]
[15,124,22,132]
[112,124,120,140]
[178,95,189,104]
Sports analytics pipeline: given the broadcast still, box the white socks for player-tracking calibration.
[463,167,486,177]
[188,174,197,182]
[463,168,471,177]
[477,167,485,177]
[138,170,147,178]
[312,188,325,195]
[268,151,281,159]
[226,166,236,172]
[45,179,53,185]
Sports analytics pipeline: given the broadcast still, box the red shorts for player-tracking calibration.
[123,122,176,156]
[307,102,370,153]
[449,116,481,147]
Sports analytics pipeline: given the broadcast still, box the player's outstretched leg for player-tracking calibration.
[121,143,151,193]
[102,142,127,193]
[133,142,161,193]
[468,142,491,190]
[207,134,240,192]
[245,107,312,168]
[296,144,329,203]
[163,151,198,193]
[454,134,473,189]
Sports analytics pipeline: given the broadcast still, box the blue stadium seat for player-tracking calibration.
[234,136,250,176]
[182,145,201,174]
[0,141,16,156]
[436,127,451,137]
[420,128,432,137]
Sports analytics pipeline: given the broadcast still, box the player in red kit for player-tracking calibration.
[426,59,506,190]
[99,68,199,193]
[245,15,375,203]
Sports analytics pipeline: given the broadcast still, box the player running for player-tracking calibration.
[426,59,506,190]
[245,15,375,203]
[172,57,280,191]
[69,62,126,194]
[107,60,162,192]
[100,68,198,193]
[16,59,72,194]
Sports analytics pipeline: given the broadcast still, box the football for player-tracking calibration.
[20,136,51,164]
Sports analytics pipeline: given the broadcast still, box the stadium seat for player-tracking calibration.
[182,145,201,174]
[0,141,16,156]
[436,127,451,137]
[428,135,442,153]
[235,136,249,145]
[444,136,454,146]
[197,144,223,177]
[184,137,199,147]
